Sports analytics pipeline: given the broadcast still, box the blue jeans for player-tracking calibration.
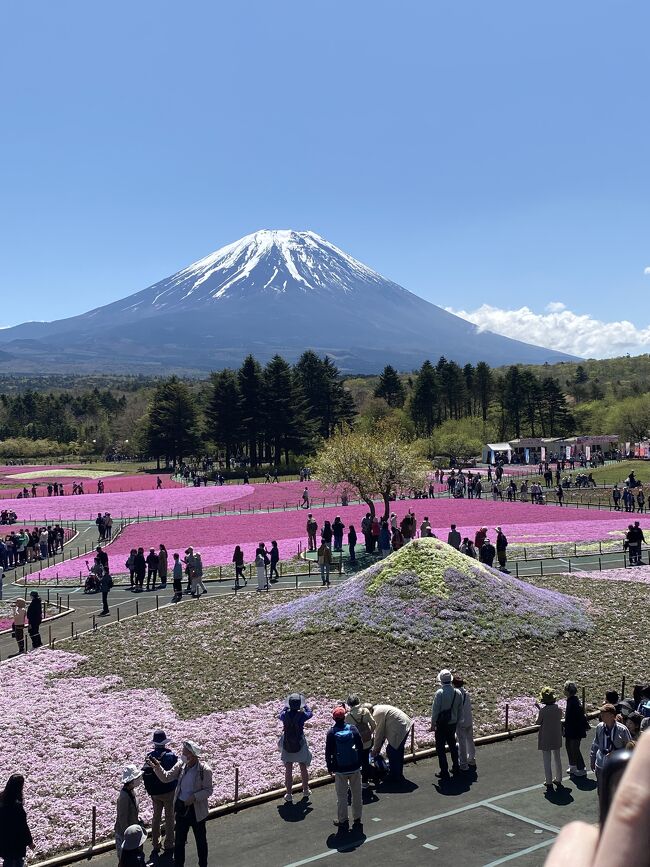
[320,564,330,584]
[386,733,408,780]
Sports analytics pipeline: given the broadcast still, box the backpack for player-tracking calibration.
[282,714,303,753]
[348,709,373,744]
[437,689,460,727]
[334,724,358,768]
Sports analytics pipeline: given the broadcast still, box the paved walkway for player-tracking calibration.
[83,735,597,867]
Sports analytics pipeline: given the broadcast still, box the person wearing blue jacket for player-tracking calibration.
[379,521,391,558]
[325,706,364,832]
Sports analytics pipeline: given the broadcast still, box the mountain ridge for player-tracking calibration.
[0,229,577,373]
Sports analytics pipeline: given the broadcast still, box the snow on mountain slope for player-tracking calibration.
[113,230,394,315]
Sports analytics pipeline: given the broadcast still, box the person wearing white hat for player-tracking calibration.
[114,765,143,858]
[118,824,147,867]
[430,669,462,781]
[142,730,178,855]
[147,740,213,867]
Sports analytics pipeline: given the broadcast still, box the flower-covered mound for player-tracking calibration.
[260,538,592,642]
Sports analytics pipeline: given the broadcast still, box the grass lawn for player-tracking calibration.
[63,569,649,724]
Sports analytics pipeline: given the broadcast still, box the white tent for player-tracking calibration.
[483,442,513,464]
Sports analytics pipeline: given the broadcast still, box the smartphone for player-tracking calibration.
[599,749,632,826]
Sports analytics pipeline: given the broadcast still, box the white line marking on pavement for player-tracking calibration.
[422,843,438,851]
[406,833,417,839]
[485,803,560,833]
[282,781,560,867]
[480,838,555,867]
[371,817,381,822]
[506,833,516,837]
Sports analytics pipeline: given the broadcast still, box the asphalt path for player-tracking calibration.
[79,732,598,867]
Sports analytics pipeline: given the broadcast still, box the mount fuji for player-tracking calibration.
[0,230,575,373]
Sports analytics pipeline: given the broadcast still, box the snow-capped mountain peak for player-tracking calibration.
[123,229,387,314]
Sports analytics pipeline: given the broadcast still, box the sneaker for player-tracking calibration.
[284,793,293,803]
[352,819,363,830]
[573,769,588,777]
[362,782,371,790]
[333,820,349,831]
[566,766,577,775]
[302,788,311,798]
[435,770,450,780]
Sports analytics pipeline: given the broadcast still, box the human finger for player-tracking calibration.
[594,734,650,867]
[545,821,598,867]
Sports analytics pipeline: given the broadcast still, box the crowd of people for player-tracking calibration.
[2,678,648,866]
[6,476,166,499]
[0,525,66,571]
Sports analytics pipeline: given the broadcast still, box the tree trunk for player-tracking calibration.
[382,494,391,521]
[363,497,376,520]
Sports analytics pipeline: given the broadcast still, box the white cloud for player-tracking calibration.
[644,266,650,276]
[445,303,650,359]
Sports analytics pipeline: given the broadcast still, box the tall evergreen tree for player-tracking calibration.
[410,360,439,436]
[475,361,493,422]
[238,354,264,466]
[263,356,314,464]
[205,369,243,469]
[145,377,200,468]
[374,365,406,408]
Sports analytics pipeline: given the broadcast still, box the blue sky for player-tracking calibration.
[2,0,649,355]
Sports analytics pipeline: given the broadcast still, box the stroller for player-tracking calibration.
[84,560,103,593]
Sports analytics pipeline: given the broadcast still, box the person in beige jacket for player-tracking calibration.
[535,687,563,788]
[148,740,213,867]
[370,703,413,782]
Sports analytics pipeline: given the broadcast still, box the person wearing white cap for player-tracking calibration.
[142,730,178,855]
[147,740,213,867]
[114,765,143,857]
[118,824,147,867]
[430,669,462,781]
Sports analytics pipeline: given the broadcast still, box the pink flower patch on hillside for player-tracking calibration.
[1,484,253,522]
[0,650,336,857]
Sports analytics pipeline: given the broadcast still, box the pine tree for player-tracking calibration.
[205,369,243,469]
[145,377,200,468]
[374,365,406,408]
[238,355,264,466]
[263,356,315,465]
[409,360,439,436]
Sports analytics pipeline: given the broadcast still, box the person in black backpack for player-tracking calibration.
[278,694,313,804]
[326,706,364,833]
[143,730,178,855]
[430,669,462,781]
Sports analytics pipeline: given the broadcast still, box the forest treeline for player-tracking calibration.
[0,353,649,463]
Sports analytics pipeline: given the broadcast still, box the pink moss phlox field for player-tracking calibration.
[0,474,182,493]
[0,650,339,857]
[26,498,649,581]
[2,484,253,522]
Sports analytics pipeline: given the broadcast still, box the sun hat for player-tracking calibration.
[183,740,202,758]
[151,729,171,748]
[539,687,557,704]
[332,706,346,721]
[121,764,143,785]
[15,599,25,608]
[121,824,147,851]
[438,669,452,684]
